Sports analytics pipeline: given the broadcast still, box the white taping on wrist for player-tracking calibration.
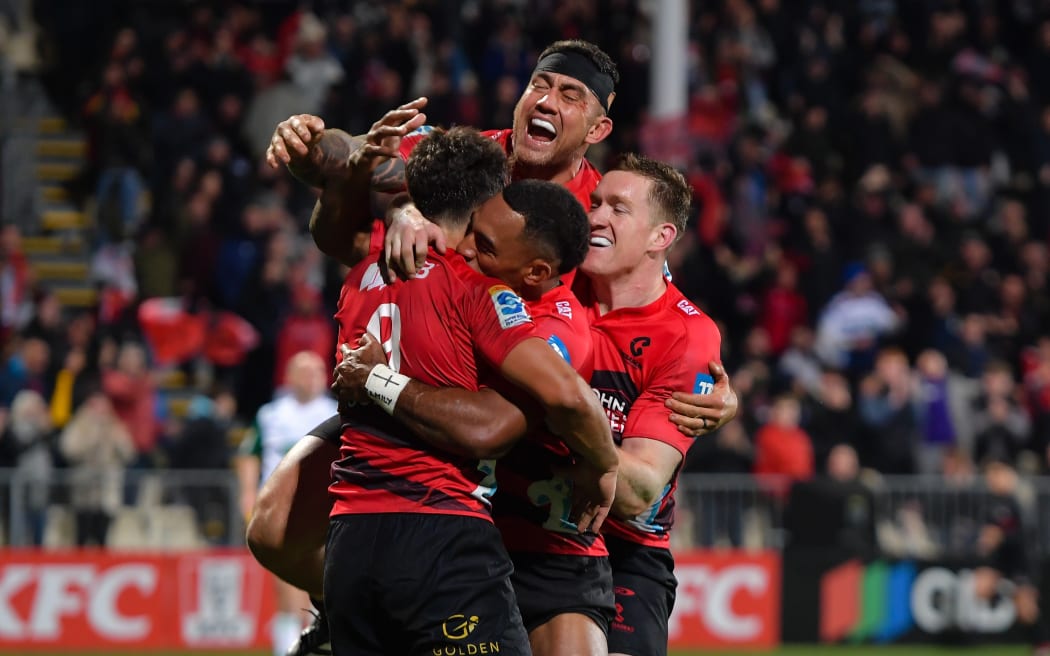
[364,364,410,415]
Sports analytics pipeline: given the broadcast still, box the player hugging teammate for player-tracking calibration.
[256,39,739,656]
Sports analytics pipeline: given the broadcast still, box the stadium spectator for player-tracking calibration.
[784,444,876,555]
[814,263,899,373]
[59,390,135,546]
[855,347,918,474]
[803,370,860,473]
[753,394,814,492]
[274,285,333,388]
[914,349,978,474]
[1,390,54,545]
[101,341,158,462]
[0,224,30,342]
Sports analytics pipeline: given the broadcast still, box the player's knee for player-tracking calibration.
[529,613,607,656]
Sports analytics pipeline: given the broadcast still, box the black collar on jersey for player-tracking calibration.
[532,52,614,113]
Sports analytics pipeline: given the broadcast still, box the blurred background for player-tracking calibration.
[3,0,1050,653]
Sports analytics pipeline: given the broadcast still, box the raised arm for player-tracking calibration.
[265,102,428,266]
[265,106,424,193]
[309,104,427,266]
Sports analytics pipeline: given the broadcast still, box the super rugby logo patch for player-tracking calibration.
[694,372,715,394]
[489,285,531,329]
[547,334,571,364]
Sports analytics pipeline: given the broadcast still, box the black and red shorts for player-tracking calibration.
[325,513,530,656]
[508,551,615,634]
[605,535,677,656]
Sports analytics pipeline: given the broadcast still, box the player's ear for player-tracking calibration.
[523,259,554,285]
[649,222,677,253]
[585,114,613,145]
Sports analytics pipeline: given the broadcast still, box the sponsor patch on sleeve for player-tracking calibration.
[693,373,715,395]
[489,285,532,329]
[676,299,699,316]
[406,124,435,137]
[546,334,571,364]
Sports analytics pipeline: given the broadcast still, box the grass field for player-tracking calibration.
[5,648,1030,656]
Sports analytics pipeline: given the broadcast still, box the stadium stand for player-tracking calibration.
[1,0,1049,567]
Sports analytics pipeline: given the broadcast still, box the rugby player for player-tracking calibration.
[234,352,337,656]
[336,192,615,655]
[259,39,736,655]
[323,124,618,656]
[266,39,617,270]
[264,39,734,437]
[340,154,722,656]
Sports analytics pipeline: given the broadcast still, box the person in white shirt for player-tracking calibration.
[815,263,900,370]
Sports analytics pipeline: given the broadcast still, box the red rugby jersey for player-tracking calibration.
[329,248,538,521]
[573,277,722,549]
[491,283,608,556]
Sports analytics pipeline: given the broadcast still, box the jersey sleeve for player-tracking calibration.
[536,314,594,380]
[621,315,722,457]
[397,126,437,160]
[307,414,345,444]
[464,282,540,368]
[368,218,386,256]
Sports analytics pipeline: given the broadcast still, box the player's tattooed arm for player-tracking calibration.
[304,130,370,267]
[266,114,410,192]
[308,102,427,267]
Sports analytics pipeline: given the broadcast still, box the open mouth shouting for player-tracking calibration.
[525,117,558,146]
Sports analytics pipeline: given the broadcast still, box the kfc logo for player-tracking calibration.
[669,552,780,648]
[0,551,276,651]
[0,563,157,642]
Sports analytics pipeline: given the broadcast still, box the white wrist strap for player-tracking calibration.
[364,364,410,415]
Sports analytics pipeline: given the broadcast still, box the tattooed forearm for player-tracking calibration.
[287,129,363,188]
[286,128,406,192]
[371,157,407,193]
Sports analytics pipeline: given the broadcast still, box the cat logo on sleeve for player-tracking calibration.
[489,285,532,329]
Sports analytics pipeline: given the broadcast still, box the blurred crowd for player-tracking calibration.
[3,0,1050,547]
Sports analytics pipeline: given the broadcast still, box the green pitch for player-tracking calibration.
[672,648,1028,656]
[4,648,1029,656]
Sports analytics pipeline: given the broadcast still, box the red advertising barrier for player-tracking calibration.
[0,550,276,651]
[668,550,781,649]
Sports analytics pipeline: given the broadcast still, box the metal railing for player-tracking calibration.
[672,473,1050,558]
[3,468,1049,557]
[0,468,243,548]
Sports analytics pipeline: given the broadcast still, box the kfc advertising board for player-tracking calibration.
[668,551,781,649]
[0,550,276,651]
